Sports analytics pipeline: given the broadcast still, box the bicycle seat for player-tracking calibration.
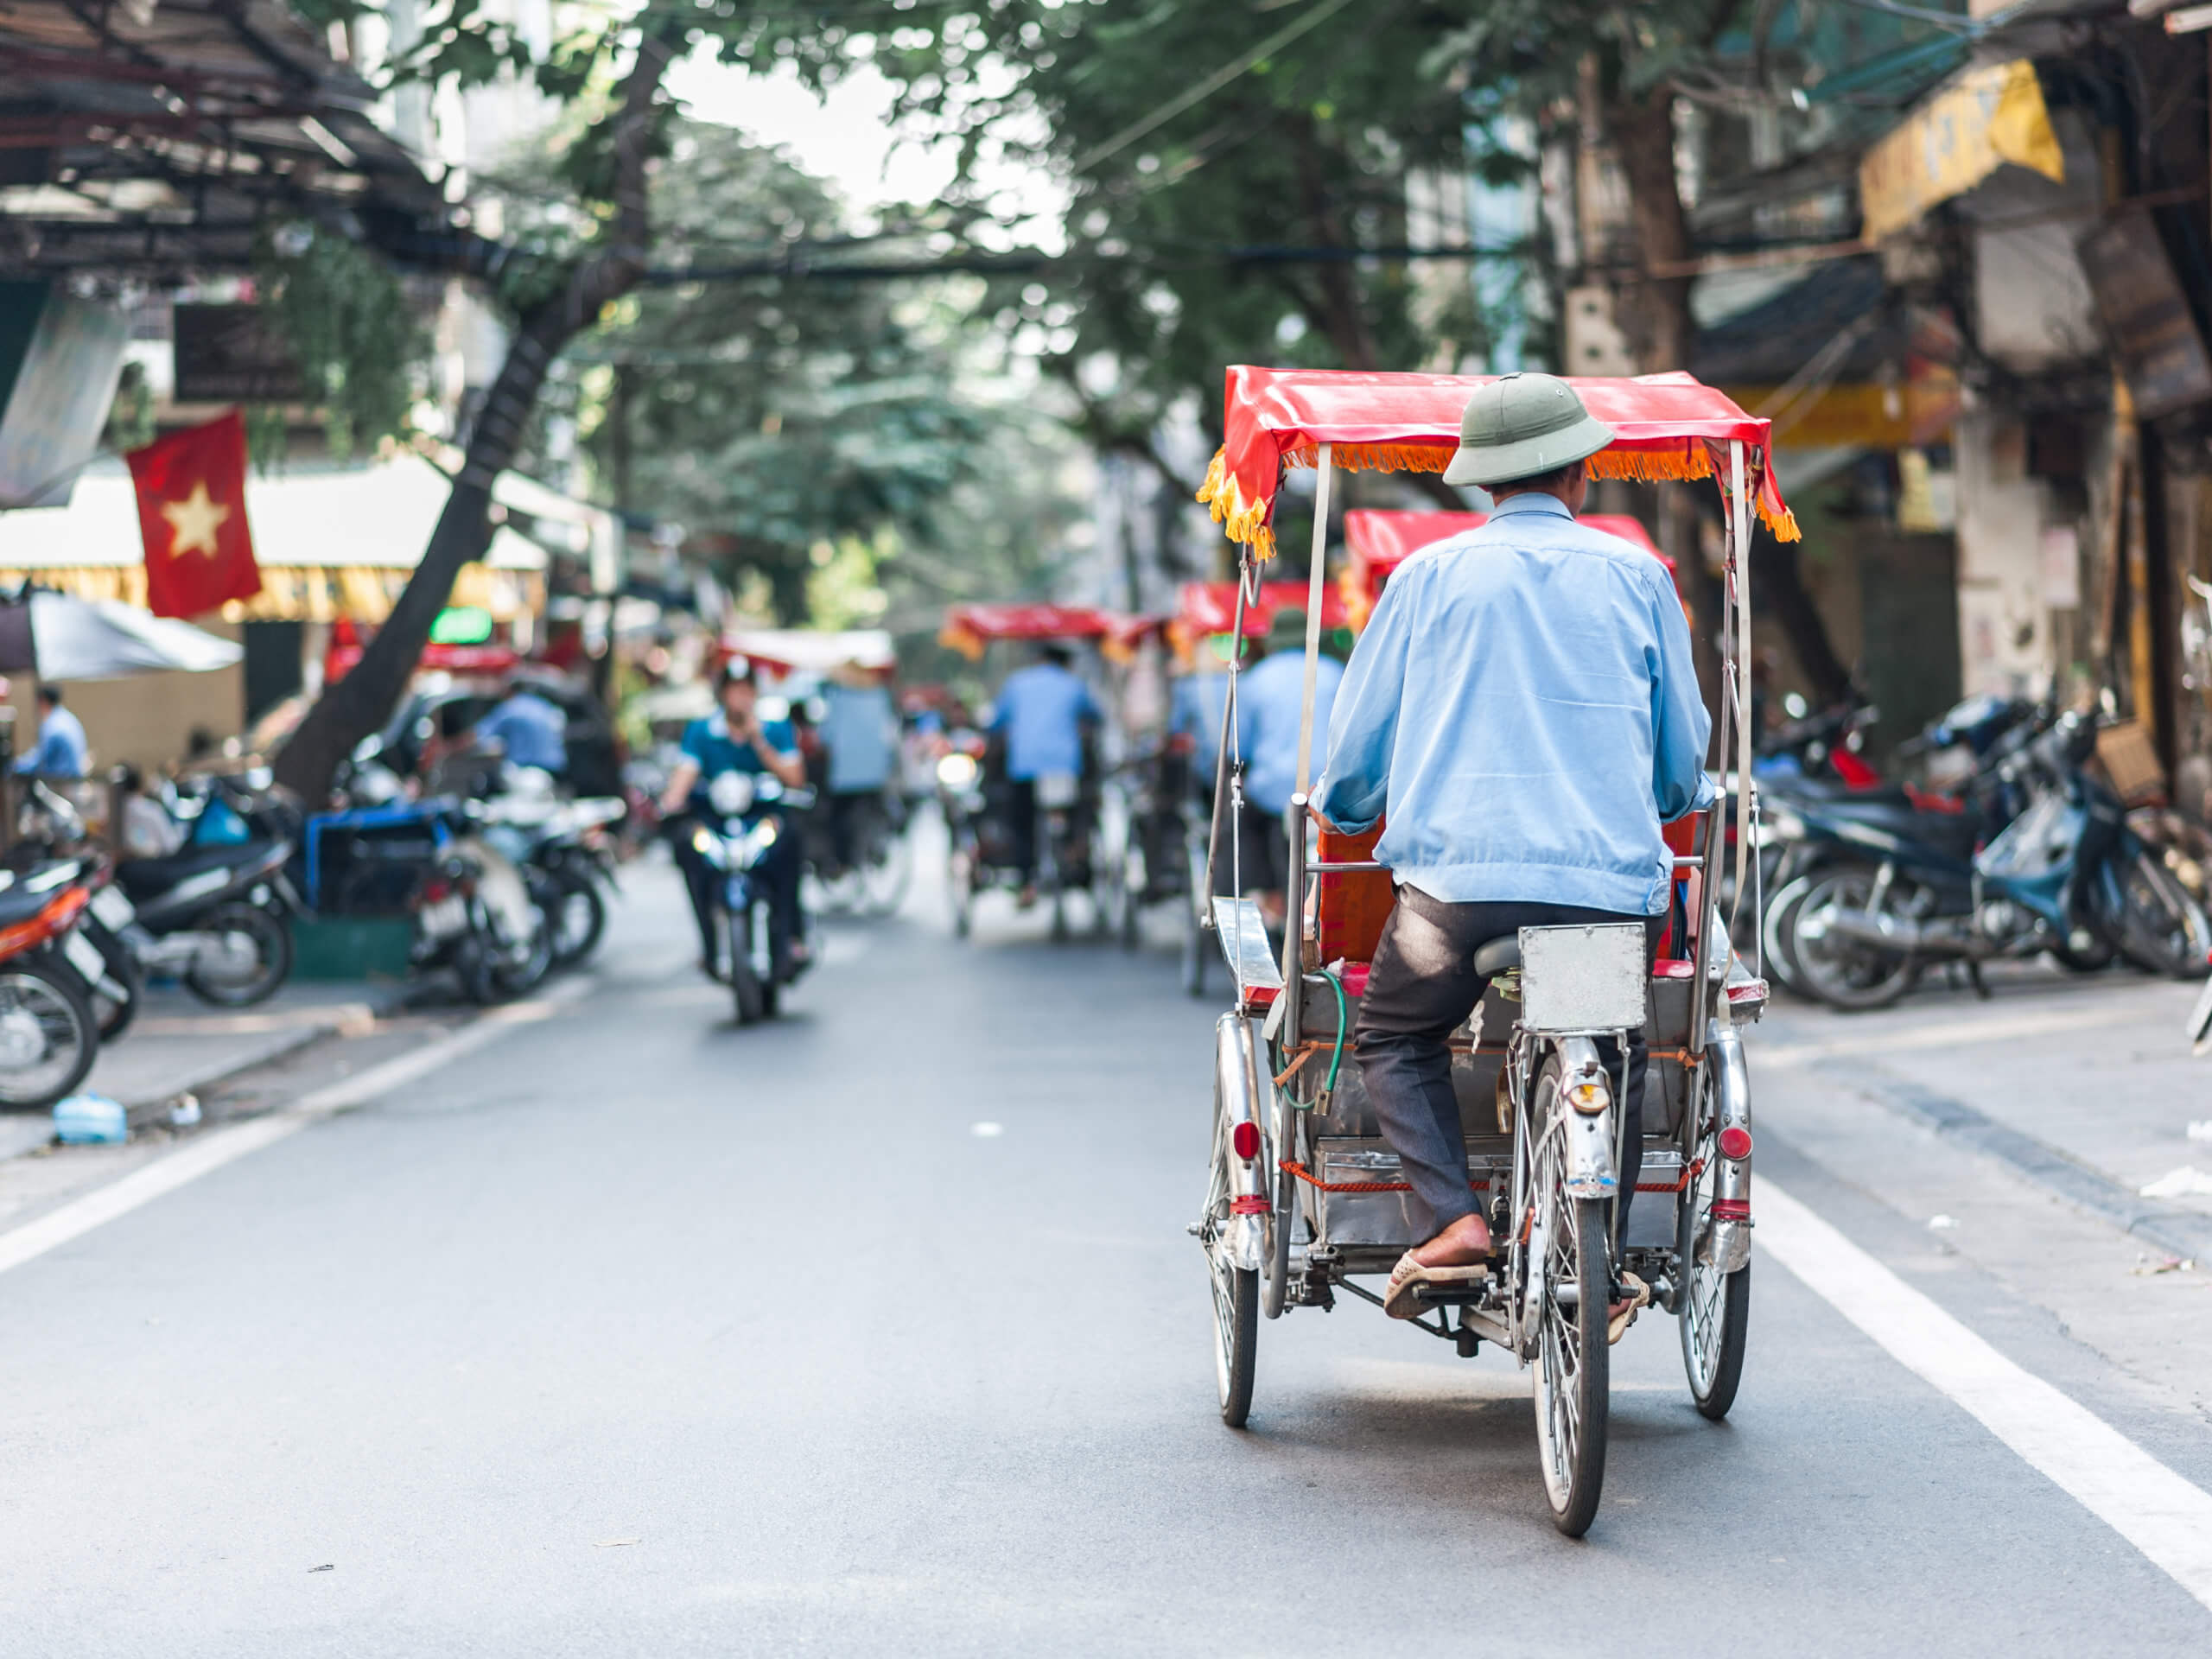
[1472,935,1521,976]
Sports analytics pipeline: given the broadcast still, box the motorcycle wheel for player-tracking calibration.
[0,957,97,1109]
[1759,874,1819,998]
[2107,849,2212,979]
[182,902,292,1007]
[728,909,766,1024]
[1792,867,1922,1012]
[490,905,553,998]
[544,868,607,969]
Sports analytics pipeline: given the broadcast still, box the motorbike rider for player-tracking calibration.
[817,664,900,876]
[660,660,810,976]
[987,643,1101,908]
[1313,373,1712,1335]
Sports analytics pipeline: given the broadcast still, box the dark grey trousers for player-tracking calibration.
[1351,887,1664,1240]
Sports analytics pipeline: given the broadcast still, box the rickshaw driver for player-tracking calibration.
[988,644,1103,907]
[1312,373,1713,1337]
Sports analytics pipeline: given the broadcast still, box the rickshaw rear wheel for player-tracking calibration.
[1679,1128,1751,1420]
[1528,1058,1609,1537]
[1205,1077,1259,1427]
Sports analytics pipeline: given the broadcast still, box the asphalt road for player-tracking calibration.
[3,854,2210,1656]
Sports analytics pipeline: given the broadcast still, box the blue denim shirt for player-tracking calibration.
[1314,492,1713,915]
[477,692,568,773]
[987,663,1100,780]
[1236,648,1344,817]
[15,706,86,777]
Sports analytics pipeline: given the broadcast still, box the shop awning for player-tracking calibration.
[1859,60,2064,244]
[0,454,566,621]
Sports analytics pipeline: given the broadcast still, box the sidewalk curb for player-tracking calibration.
[1835,1060,2212,1262]
[1,987,416,1162]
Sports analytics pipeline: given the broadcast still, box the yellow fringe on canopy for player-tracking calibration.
[1199,438,1802,549]
[1196,448,1280,559]
[937,622,987,661]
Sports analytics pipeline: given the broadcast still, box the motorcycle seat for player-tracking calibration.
[0,881,59,925]
[117,839,280,901]
[1814,799,1982,860]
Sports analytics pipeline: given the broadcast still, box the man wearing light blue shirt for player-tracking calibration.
[1234,608,1343,926]
[988,644,1103,903]
[16,686,86,778]
[1314,373,1711,1326]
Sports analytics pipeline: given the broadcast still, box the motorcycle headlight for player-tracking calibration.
[691,826,715,855]
[937,753,979,790]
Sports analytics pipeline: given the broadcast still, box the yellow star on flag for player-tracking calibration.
[160,482,231,560]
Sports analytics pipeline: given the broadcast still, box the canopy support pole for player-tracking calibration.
[1294,442,1333,798]
[1281,442,1333,1027]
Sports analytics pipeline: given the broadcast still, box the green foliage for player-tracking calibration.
[546,120,1082,627]
[253,221,427,457]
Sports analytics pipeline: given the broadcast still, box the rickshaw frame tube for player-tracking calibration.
[1214,1012,1269,1271]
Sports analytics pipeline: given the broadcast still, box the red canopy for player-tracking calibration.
[938,602,1116,660]
[1175,579,1351,639]
[1198,367,1798,558]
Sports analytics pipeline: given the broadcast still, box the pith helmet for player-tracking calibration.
[1442,372,1615,488]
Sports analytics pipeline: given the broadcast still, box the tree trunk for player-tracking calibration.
[273,31,676,806]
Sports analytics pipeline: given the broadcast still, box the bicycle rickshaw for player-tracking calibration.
[1191,366,1789,1535]
[936,602,1119,942]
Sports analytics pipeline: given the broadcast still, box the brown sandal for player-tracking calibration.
[1607,1271,1651,1344]
[1383,1251,1489,1319]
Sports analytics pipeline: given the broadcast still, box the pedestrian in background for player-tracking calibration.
[15,684,86,778]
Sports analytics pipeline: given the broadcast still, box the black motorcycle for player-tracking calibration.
[85,836,298,1008]
[689,771,814,1024]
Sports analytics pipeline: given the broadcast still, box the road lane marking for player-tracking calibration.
[1760,1179,2212,1615]
[0,980,588,1281]
[1757,1002,2145,1070]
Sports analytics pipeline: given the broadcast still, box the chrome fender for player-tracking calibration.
[1701,1020,1754,1274]
[1554,1036,1618,1200]
[1214,1013,1268,1270]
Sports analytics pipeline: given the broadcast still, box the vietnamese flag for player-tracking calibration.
[126,410,262,619]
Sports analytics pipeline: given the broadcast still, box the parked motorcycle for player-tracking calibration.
[479,791,624,970]
[688,770,814,1024]
[84,836,298,1008]
[319,741,550,1004]
[0,862,104,1108]
[1783,710,2211,1009]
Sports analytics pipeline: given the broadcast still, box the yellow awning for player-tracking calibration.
[0,563,543,624]
[1859,60,2064,244]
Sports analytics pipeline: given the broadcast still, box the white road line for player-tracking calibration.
[1760,1179,2212,1615]
[0,979,589,1281]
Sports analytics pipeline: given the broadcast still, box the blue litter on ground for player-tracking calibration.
[53,1093,127,1144]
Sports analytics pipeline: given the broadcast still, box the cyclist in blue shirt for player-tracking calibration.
[660,661,809,976]
[986,644,1101,906]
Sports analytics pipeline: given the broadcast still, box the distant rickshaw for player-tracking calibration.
[936,603,1118,943]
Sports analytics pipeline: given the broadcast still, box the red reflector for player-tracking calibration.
[421,879,450,904]
[1718,1126,1753,1161]
[1230,1121,1261,1161]
[1712,1198,1751,1222]
[1230,1195,1271,1214]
